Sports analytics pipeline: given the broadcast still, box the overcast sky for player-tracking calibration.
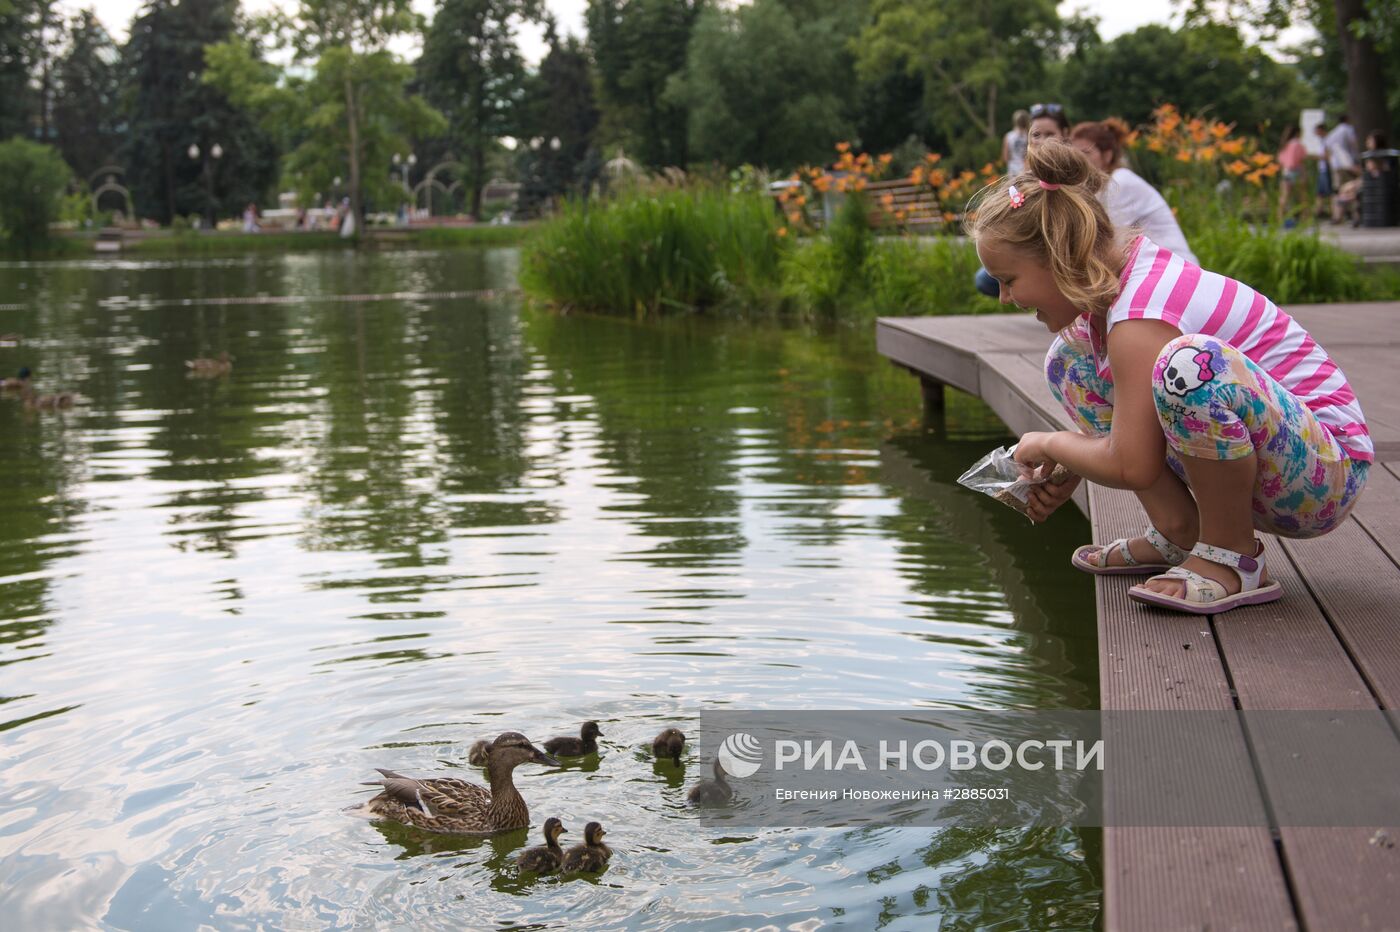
[68,0,1201,60]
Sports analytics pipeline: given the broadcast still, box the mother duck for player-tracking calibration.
[363,732,557,834]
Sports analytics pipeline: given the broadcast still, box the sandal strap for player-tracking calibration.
[1144,526,1189,565]
[1190,540,1267,590]
[1151,566,1230,604]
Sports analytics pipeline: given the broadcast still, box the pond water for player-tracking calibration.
[0,248,1100,930]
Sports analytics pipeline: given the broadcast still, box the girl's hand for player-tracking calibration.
[1013,431,1060,477]
[1025,471,1082,524]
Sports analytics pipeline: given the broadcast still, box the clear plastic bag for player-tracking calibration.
[956,444,1073,520]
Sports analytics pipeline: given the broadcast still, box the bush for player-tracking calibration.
[0,137,73,252]
[520,187,787,316]
[1192,219,1369,305]
[866,237,1002,316]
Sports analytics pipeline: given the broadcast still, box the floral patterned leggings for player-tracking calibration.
[1044,320,1368,538]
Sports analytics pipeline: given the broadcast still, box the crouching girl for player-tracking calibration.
[970,141,1371,615]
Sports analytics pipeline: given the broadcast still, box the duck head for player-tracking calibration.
[543,816,567,844]
[581,720,603,740]
[488,731,559,772]
[583,821,607,846]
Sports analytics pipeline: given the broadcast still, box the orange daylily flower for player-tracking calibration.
[1219,139,1245,155]
[1250,152,1273,167]
[1210,122,1233,139]
[776,226,789,237]
[1197,145,1216,161]
[1227,159,1250,176]
[1175,150,1193,162]
[835,141,851,153]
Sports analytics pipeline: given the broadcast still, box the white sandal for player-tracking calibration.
[1128,539,1283,615]
[1071,526,1190,576]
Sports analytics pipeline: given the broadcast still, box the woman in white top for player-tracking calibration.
[1070,119,1198,265]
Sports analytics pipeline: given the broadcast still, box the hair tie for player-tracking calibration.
[1008,184,1025,209]
[1037,180,1061,190]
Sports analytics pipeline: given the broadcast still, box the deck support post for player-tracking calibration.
[919,375,945,416]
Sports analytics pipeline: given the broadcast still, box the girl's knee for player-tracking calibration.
[1153,334,1240,405]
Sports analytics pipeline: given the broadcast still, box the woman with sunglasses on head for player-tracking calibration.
[1027,102,1070,145]
[1070,118,1197,264]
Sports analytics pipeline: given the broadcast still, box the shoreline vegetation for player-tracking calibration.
[4,224,536,260]
[520,107,1400,319]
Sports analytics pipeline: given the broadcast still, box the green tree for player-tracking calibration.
[1062,22,1308,134]
[516,23,601,210]
[53,9,123,183]
[0,137,71,252]
[0,0,60,141]
[121,0,279,224]
[857,0,1062,164]
[419,0,540,218]
[673,0,862,170]
[586,0,706,168]
[206,0,445,234]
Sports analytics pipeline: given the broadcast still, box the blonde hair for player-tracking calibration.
[967,140,1123,317]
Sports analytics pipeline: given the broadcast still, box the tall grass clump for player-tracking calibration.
[866,237,1002,316]
[779,194,872,315]
[520,187,786,316]
[1192,217,1368,305]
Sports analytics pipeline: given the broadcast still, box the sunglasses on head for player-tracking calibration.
[1029,103,1063,118]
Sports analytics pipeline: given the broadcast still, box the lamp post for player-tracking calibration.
[188,142,223,230]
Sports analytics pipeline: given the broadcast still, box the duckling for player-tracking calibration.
[21,385,75,410]
[651,727,686,765]
[1,367,31,391]
[560,821,612,873]
[362,731,558,834]
[467,738,491,767]
[185,351,233,376]
[515,817,568,874]
[543,720,603,757]
[687,757,734,806]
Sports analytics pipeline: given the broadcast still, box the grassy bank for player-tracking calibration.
[520,187,1003,319]
[2,224,535,260]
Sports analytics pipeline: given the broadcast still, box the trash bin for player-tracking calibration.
[1360,148,1399,227]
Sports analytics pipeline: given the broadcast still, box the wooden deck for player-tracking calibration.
[877,303,1400,932]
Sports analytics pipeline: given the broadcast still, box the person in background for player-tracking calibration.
[1333,131,1389,226]
[1312,121,1333,216]
[1070,119,1198,264]
[1003,109,1030,177]
[978,103,1072,296]
[1027,102,1070,145]
[1276,124,1307,226]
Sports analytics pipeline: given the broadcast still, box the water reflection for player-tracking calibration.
[0,248,1099,928]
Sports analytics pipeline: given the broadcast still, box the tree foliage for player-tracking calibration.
[419,0,541,216]
[53,10,123,183]
[586,0,706,168]
[204,0,445,231]
[515,24,601,211]
[856,0,1062,165]
[673,0,862,170]
[1063,22,1309,135]
[121,0,279,224]
[0,137,71,251]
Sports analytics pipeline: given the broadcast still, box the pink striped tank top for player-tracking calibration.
[1087,236,1373,462]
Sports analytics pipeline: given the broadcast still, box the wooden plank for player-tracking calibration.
[875,321,981,396]
[1278,515,1400,708]
[1191,522,1400,932]
[1092,484,1298,932]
